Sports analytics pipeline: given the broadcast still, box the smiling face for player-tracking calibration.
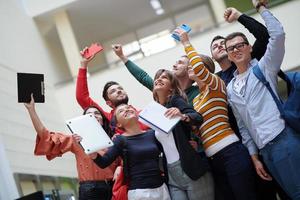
[106,84,129,108]
[211,38,228,63]
[114,104,138,129]
[85,107,103,125]
[172,56,189,78]
[225,36,252,65]
[153,71,172,93]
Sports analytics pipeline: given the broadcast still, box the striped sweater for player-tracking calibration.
[185,45,239,157]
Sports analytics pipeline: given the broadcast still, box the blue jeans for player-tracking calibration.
[209,142,257,200]
[79,180,113,200]
[260,126,300,200]
[167,160,214,200]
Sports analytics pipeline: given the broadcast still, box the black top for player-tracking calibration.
[94,130,163,190]
[216,14,270,138]
[164,94,210,180]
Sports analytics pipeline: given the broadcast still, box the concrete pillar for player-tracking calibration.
[0,136,19,199]
[54,10,81,77]
[209,0,227,24]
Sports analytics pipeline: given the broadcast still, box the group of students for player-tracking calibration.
[24,1,300,200]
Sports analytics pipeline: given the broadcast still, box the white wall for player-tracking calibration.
[0,1,78,198]
[22,0,77,17]
[56,1,300,121]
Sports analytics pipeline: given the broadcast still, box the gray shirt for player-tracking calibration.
[227,10,285,155]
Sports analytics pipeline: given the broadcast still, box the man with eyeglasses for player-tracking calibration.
[225,1,300,199]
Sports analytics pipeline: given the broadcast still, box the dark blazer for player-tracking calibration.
[164,94,210,180]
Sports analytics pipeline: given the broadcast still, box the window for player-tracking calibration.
[139,30,176,56]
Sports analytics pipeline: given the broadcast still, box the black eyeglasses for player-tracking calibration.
[226,42,248,53]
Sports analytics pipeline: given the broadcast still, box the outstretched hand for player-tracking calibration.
[173,28,190,47]
[112,44,128,63]
[24,94,35,110]
[80,46,96,68]
[252,0,268,9]
[224,7,242,23]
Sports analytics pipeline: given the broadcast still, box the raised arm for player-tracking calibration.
[112,44,154,91]
[24,95,75,160]
[255,2,285,73]
[177,31,224,92]
[76,47,110,119]
[224,7,270,60]
[24,95,45,137]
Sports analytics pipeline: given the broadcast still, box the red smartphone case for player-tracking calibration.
[82,43,103,59]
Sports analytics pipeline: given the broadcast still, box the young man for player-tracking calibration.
[211,7,269,86]
[76,52,148,133]
[211,6,290,200]
[225,1,300,199]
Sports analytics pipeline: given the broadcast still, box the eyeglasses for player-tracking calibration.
[226,42,248,53]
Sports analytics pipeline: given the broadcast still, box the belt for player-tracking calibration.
[80,180,113,186]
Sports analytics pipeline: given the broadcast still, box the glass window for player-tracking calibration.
[139,30,176,57]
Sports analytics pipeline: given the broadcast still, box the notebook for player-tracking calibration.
[138,101,181,134]
[16,191,44,200]
[17,72,45,103]
[66,114,113,154]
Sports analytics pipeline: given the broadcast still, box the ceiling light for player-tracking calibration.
[150,0,162,10]
[155,8,165,15]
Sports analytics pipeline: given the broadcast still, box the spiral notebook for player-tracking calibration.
[66,114,113,154]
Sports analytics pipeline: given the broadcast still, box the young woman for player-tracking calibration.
[24,95,117,200]
[175,30,270,200]
[91,104,170,200]
[152,69,214,200]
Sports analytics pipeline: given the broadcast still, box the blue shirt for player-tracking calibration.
[227,10,286,155]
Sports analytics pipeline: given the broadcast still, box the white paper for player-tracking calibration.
[138,101,180,134]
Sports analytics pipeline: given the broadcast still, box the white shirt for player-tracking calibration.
[155,130,179,164]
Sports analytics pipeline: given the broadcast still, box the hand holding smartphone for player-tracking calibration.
[81,43,103,59]
[171,24,192,41]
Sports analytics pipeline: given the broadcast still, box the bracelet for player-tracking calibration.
[256,2,267,12]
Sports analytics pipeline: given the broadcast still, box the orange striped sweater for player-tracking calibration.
[185,45,239,157]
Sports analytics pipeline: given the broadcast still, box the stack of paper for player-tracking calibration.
[139,101,180,134]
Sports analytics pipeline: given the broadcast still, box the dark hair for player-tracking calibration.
[153,69,187,104]
[111,104,129,132]
[182,54,215,73]
[83,106,113,138]
[102,81,119,101]
[224,32,249,48]
[210,35,225,48]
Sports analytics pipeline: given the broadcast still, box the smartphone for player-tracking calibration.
[81,43,103,59]
[171,24,192,41]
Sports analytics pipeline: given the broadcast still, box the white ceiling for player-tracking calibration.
[35,0,206,46]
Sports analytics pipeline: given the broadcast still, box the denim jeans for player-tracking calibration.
[260,126,300,200]
[209,142,257,200]
[79,180,113,200]
[167,160,214,200]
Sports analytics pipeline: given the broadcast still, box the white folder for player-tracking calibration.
[138,101,180,134]
[66,114,113,154]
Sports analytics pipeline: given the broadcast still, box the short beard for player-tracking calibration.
[113,96,129,107]
[215,54,228,63]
